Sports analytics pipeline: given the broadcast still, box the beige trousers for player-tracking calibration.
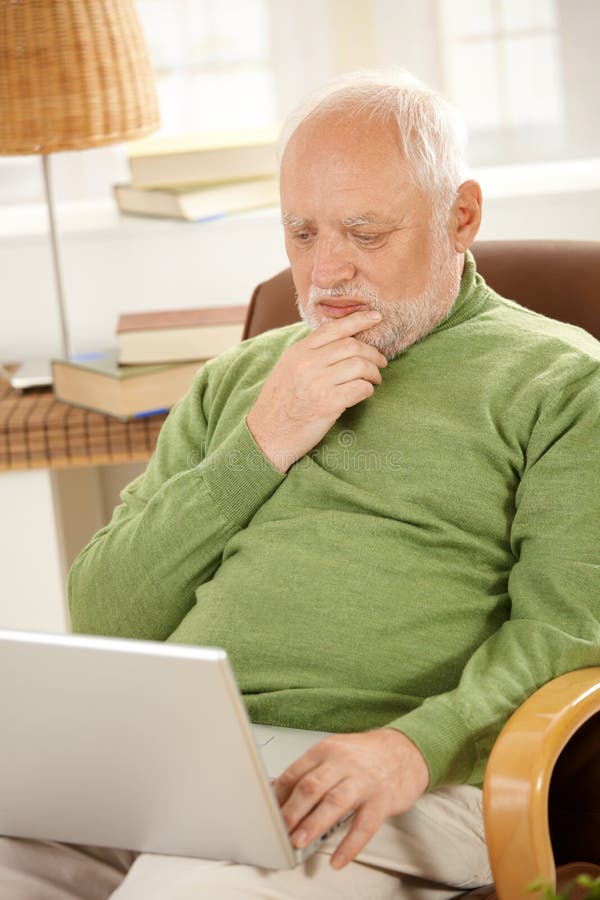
[0,786,491,900]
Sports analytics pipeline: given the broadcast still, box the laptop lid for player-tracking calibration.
[0,629,322,869]
[7,359,53,390]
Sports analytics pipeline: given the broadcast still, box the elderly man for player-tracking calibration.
[2,68,599,899]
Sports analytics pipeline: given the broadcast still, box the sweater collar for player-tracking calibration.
[428,249,488,338]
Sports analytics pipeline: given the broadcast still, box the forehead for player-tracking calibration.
[280,110,422,221]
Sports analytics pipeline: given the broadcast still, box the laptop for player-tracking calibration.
[3,359,53,390]
[0,628,338,869]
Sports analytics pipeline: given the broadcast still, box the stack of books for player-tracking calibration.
[114,126,280,222]
[51,304,247,420]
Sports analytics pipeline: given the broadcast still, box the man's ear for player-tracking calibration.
[451,180,482,253]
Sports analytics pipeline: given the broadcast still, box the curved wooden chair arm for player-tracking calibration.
[483,667,600,900]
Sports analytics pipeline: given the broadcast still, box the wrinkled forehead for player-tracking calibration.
[282,108,406,174]
[280,109,424,216]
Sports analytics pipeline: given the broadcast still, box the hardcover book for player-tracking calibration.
[116,305,247,365]
[51,352,203,420]
[126,127,279,188]
[114,176,279,222]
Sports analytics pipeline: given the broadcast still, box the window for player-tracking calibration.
[136,0,276,134]
[437,0,565,162]
[375,0,599,167]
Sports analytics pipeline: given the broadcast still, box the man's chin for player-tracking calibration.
[300,311,405,360]
[336,319,408,361]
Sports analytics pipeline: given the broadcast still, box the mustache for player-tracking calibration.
[308,282,380,304]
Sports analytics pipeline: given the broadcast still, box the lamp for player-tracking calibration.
[0,0,159,377]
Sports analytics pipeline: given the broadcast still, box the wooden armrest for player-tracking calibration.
[483,667,600,900]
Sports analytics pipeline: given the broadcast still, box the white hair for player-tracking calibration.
[279,67,469,219]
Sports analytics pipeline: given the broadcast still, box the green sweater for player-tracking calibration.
[69,251,600,789]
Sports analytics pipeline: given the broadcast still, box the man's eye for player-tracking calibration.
[292,231,312,242]
[353,232,380,245]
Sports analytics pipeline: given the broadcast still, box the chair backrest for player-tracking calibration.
[243,239,600,341]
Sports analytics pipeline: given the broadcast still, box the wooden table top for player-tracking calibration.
[0,372,166,472]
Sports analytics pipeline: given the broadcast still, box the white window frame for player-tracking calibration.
[373,0,600,167]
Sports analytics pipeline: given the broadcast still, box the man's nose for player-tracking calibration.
[310,236,356,289]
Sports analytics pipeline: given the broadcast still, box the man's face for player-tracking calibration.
[279,111,462,359]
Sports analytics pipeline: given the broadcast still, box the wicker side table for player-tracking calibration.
[0,375,166,473]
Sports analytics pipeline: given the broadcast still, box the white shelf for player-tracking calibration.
[0,199,281,241]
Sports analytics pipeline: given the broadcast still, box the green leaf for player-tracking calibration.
[528,874,600,900]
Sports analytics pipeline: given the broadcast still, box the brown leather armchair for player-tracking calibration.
[242,240,600,899]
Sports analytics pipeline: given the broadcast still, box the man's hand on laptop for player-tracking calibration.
[272,728,429,869]
[246,309,386,474]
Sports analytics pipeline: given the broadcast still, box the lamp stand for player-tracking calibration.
[6,156,72,390]
[41,154,72,359]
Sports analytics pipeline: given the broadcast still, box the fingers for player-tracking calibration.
[318,336,388,371]
[279,766,388,869]
[278,764,347,836]
[328,356,384,388]
[308,310,382,348]
[272,752,322,807]
[286,776,357,848]
[329,798,388,869]
[339,379,376,409]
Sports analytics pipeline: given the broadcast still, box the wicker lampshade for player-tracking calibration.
[0,0,160,155]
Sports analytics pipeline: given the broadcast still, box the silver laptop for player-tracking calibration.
[3,359,53,389]
[0,629,336,869]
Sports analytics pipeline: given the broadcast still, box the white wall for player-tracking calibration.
[0,469,69,632]
[1,204,290,361]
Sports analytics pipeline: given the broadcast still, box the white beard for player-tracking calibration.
[296,239,461,360]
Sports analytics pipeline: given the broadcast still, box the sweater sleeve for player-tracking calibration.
[68,364,285,640]
[387,357,600,789]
